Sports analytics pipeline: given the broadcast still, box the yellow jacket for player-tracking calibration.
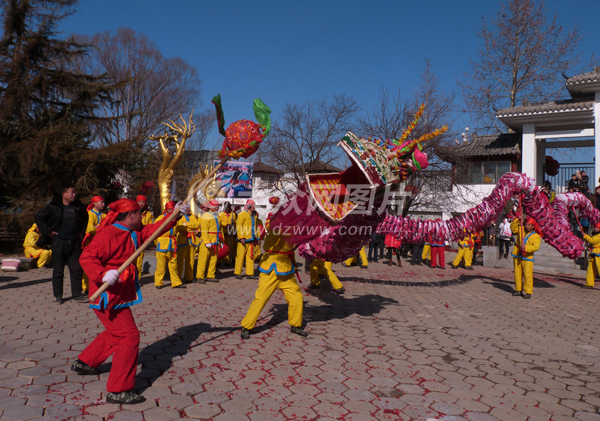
[219,211,236,236]
[86,209,107,235]
[258,233,297,275]
[141,210,154,226]
[584,233,600,256]
[200,212,221,244]
[256,218,265,239]
[236,210,256,241]
[510,219,541,261]
[155,213,182,252]
[23,224,47,257]
[177,214,199,246]
[458,236,474,249]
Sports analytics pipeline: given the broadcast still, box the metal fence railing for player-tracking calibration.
[542,163,595,194]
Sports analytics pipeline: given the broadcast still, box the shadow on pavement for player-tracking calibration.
[338,274,478,288]
[252,293,399,334]
[135,322,236,392]
[0,275,48,290]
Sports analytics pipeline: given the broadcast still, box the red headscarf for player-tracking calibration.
[87,195,104,211]
[136,195,148,211]
[164,201,176,214]
[244,199,255,211]
[83,199,140,247]
[594,222,600,230]
[525,217,543,237]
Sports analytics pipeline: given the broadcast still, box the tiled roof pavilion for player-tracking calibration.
[494,67,600,184]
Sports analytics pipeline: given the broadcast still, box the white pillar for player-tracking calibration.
[595,91,600,188]
[536,140,546,185]
[522,123,537,182]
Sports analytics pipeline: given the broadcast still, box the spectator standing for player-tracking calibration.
[497,218,513,259]
[34,187,88,304]
[568,174,581,192]
[579,170,590,198]
[368,232,383,262]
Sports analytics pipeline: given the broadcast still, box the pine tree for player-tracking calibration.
[0,0,123,210]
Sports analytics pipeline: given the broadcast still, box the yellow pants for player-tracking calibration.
[310,260,343,290]
[176,244,197,281]
[25,249,51,268]
[514,257,534,295]
[225,235,237,265]
[136,252,145,278]
[234,242,255,276]
[155,250,182,287]
[586,255,600,287]
[82,273,89,292]
[344,247,368,267]
[422,245,431,261]
[452,248,473,267]
[197,245,218,279]
[253,241,262,260]
[241,272,303,329]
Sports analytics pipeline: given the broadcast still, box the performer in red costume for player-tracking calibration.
[71,198,184,404]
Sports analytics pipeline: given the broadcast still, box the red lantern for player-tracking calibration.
[269,196,280,205]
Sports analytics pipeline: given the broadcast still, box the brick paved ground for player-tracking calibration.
[1,255,600,420]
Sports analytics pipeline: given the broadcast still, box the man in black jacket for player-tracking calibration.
[35,187,89,304]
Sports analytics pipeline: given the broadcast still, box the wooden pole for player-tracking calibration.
[90,156,230,303]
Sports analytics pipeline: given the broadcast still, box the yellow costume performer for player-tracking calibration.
[82,196,107,292]
[510,217,541,298]
[240,232,308,339]
[309,259,344,294]
[135,195,154,276]
[235,200,258,279]
[343,246,368,268]
[451,235,474,269]
[422,243,431,262]
[218,207,236,266]
[154,201,185,289]
[177,212,199,282]
[583,222,600,288]
[197,200,221,283]
[23,224,52,267]
[253,214,265,260]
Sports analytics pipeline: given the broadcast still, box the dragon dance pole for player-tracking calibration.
[89,157,229,303]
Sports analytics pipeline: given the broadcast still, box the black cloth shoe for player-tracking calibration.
[240,327,251,340]
[465,266,474,270]
[71,359,100,375]
[308,284,320,290]
[247,275,258,280]
[512,291,522,296]
[106,390,146,405]
[206,278,219,283]
[196,278,206,284]
[583,285,594,289]
[235,275,244,280]
[72,295,89,303]
[522,293,531,299]
[341,262,350,267]
[290,326,309,337]
[451,265,458,269]
[155,285,163,290]
[53,297,63,304]
[172,284,186,289]
[360,266,368,270]
[333,287,345,295]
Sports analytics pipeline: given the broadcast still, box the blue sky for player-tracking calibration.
[58,0,599,159]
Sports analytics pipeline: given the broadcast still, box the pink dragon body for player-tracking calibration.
[278,172,598,262]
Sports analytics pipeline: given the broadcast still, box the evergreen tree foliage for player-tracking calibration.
[0,0,125,210]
